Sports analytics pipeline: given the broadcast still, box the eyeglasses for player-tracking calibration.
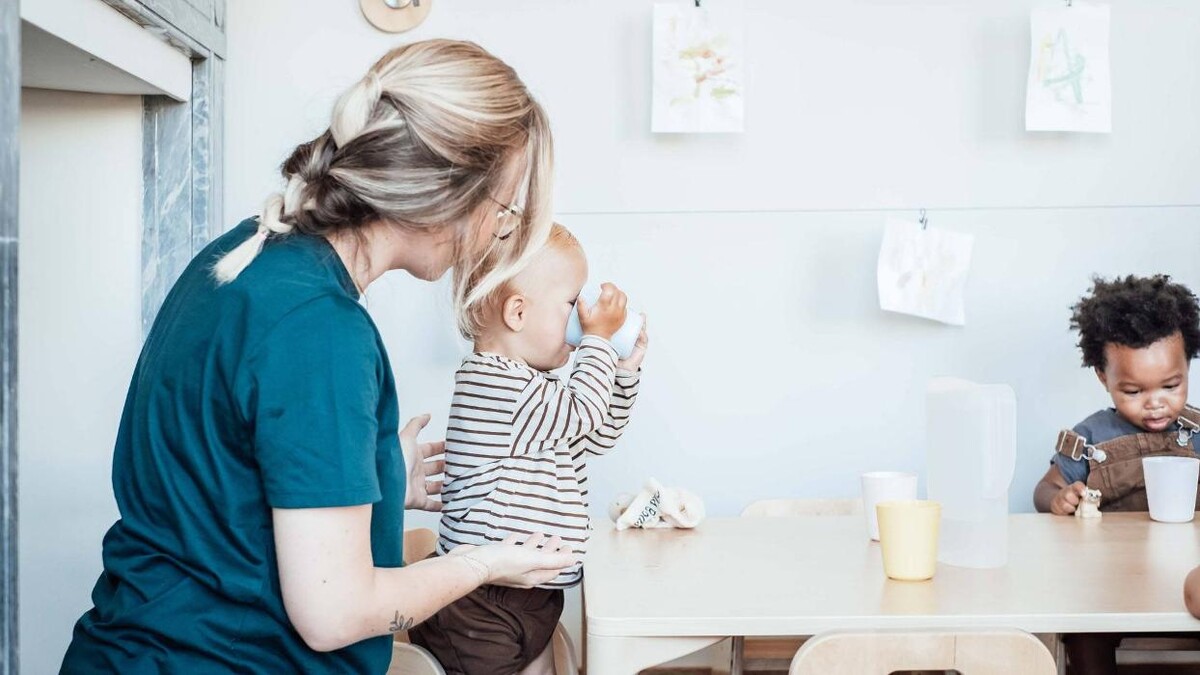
[489,196,523,241]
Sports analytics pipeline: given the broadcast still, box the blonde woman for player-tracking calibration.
[61,40,575,674]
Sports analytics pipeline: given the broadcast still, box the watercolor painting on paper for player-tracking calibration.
[877,219,975,326]
[652,2,745,133]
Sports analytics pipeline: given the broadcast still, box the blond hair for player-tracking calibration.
[545,223,581,253]
[463,223,582,339]
[213,39,554,336]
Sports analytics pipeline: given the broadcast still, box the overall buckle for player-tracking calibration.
[1060,432,1107,463]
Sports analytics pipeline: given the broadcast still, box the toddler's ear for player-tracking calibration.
[501,294,527,332]
[1094,367,1108,389]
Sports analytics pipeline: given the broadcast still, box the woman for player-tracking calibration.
[61,40,576,674]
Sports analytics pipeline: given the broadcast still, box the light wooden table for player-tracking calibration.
[583,513,1200,674]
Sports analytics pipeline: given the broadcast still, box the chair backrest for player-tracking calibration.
[742,498,863,518]
[404,528,438,565]
[552,622,581,675]
[387,641,446,675]
[789,630,1057,675]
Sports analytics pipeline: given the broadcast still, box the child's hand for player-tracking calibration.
[1050,482,1088,516]
[1184,565,1200,618]
[617,315,649,372]
[577,282,628,341]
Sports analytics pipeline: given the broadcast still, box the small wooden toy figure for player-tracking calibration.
[1076,488,1103,519]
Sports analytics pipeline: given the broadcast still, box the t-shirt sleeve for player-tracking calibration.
[240,295,385,509]
[1051,420,1093,486]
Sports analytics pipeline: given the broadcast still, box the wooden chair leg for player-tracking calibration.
[581,584,588,675]
[730,636,744,675]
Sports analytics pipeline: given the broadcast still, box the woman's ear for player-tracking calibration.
[502,294,527,332]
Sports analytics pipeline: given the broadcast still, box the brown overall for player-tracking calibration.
[1056,405,1200,511]
[1055,406,1200,670]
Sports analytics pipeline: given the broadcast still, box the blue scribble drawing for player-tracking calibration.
[1025,5,1110,133]
[1037,28,1088,106]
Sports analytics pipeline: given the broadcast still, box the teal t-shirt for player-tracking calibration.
[60,220,405,674]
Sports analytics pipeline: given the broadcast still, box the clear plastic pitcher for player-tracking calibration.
[925,377,1016,569]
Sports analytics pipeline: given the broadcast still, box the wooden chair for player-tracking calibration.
[399,528,582,675]
[732,500,862,674]
[1115,637,1200,671]
[553,620,582,675]
[788,629,1057,675]
[403,526,438,565]
[388,641,447,675]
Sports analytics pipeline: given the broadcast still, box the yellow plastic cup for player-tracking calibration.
[876,500,941,581]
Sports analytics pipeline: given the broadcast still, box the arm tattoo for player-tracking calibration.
[389,611,414,633]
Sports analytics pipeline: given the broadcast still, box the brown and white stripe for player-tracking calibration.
[437,335,641,588]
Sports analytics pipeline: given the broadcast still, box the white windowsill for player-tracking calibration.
[20,0,192,101]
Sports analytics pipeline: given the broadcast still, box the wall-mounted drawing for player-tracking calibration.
[652,2,745,133]
[1025,3,1111,133]
[877,214,975,326]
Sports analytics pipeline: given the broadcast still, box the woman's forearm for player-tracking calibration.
[320,554,486,652]
[275,506,574,653]
[274,505,485,653]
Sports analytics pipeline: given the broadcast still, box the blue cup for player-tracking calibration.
[564,285,643,359]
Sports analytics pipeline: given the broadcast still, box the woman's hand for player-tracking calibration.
[399,414,445,512]
[448,533,578,588]
[577,282,628,341]
[617,314,649,372]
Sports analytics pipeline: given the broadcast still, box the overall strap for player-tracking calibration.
[1056,429,1108,463]
[1175,404,1200,447]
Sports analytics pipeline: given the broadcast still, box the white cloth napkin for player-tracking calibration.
[608,478,706,530]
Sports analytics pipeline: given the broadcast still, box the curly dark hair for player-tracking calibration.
[1070,274,1200,370]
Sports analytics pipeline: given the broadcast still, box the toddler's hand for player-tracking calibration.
[1050,482,1087,516]
[577,282,627,341]
[617,315,649,372]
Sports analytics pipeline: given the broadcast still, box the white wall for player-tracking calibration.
[226,0,1200,518]
[18,88,142,674]
[224,0,1200,666]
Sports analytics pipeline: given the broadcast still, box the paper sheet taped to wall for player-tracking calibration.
[1025,3,1112,134]
[652,2,745,133]
[877,219,974,326]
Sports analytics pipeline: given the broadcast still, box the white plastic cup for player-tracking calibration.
[1143,456,1200,523]
[861,471,919,541]
[565,284,643,359]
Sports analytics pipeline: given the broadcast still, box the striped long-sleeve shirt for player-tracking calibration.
[437,335,641,588]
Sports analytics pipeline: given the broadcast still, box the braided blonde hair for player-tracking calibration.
[214,39,554,336]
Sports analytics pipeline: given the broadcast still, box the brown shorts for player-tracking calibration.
[409,583,565,675]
